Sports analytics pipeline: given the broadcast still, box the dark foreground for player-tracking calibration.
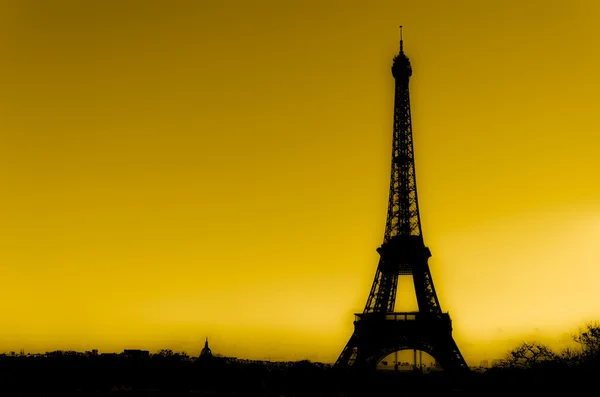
[0,352,598,397]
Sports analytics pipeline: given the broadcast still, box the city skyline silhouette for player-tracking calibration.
[1,0,599,369]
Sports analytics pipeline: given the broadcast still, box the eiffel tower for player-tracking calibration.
[335,28,469,373]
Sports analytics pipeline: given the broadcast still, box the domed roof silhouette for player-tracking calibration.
[200,337,212,358]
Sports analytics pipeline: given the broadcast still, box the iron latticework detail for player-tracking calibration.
[335,30,468,373]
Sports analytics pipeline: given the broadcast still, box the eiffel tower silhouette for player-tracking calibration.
[335,28,469,373]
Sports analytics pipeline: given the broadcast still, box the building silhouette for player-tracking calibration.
[200,337,213,358]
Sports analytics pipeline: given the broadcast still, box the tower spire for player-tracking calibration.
[399,25,403,53]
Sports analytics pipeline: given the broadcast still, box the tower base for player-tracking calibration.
[335,312,469,373]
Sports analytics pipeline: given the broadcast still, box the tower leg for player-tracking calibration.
[413,349,417,371]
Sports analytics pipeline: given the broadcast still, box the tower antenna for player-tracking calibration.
[400,25,403,52]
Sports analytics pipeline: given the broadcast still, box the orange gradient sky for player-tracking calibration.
[1,0,599,365]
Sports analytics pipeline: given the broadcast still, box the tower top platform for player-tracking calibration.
[392,26,412,80]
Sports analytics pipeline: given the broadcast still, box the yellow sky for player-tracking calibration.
[0,0,599,365]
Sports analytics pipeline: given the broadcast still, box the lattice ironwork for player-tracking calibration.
[335,28,468,373]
